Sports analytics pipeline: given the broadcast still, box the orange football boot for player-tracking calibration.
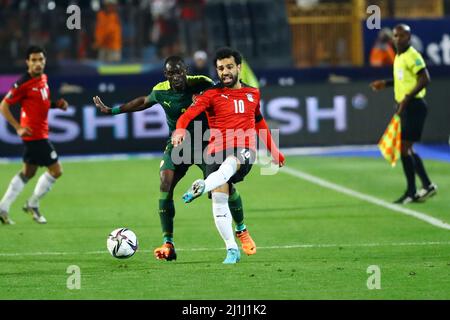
[236,229,256,255]
[154,242,177,261]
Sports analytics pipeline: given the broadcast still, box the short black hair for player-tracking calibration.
[164,56,185,68]
[213,47,242,67]
[26,45,46,59]
[394,23,411,34]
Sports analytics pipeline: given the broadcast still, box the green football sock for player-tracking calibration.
[228,190,246,232]
[159,196,175,244]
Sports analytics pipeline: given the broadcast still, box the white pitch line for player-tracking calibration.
[0,241,449,257]
[281,166,450,230]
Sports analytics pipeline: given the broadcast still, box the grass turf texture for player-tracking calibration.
[0,156,449,299]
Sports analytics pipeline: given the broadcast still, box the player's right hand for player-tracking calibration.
[93,96,111,114]
[171,129,186,147]
[16,126,32,137]
[370,80,386,91]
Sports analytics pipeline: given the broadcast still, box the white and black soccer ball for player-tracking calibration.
[107,228,138,259]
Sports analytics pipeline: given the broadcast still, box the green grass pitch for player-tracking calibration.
[0,155,449,299]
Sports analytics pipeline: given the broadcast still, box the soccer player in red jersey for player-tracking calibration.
[172,47,285,263]
[0,46,68,225]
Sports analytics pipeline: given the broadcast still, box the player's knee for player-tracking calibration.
[401,146,411,156]
[50,168,63,179]
[21,171,35,180]
[224,156,238,172]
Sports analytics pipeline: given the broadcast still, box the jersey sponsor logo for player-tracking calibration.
[32,88,39,91]
[246,93,254,102]
[221,94,229,99]
[396,69,404,80]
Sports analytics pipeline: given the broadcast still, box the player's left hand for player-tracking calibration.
[56,98,69,111]
[273,152,285,167]
[171,129,186,147]
[93,96,111,114]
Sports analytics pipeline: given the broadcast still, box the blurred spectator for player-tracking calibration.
[315,39,332,66]
[177,0,206,56]
[77,29,91,61]
[150,0,180,58]
[94,0,122,62]
[369,28,396,67]
[0,15,25,65]
[190,50,210,76]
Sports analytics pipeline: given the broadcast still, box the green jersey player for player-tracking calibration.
[93,56,256,261]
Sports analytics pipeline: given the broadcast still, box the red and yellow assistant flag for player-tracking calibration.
[378,114,401,167]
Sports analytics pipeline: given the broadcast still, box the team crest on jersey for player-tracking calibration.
[246,93,254,102]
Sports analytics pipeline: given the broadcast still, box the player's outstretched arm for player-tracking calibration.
[172,92,211,147]
[0,99,32,137]
[255,116,285,167]
[172,105,202,147]
[93,95,153,115]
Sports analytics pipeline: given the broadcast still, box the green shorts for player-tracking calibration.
[159,141,207,178]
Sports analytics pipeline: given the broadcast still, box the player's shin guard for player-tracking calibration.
[212,192,238,250]
[28,172,56,208]
[159,199,175,244]
[0,172,28,212]
[204,157,238,193]
[228,189,246,232]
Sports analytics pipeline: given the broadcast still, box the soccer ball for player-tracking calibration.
[107,228,138,259]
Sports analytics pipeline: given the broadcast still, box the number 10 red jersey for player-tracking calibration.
[176,84,262,154]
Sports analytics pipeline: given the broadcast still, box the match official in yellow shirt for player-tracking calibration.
[370,24,437,204]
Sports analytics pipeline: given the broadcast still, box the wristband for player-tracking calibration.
[111,106,121,115]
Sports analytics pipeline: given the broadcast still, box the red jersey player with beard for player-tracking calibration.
[172,47,284,264]
[0,46,69,225]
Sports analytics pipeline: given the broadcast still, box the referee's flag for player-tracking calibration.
[378,114,401,167]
